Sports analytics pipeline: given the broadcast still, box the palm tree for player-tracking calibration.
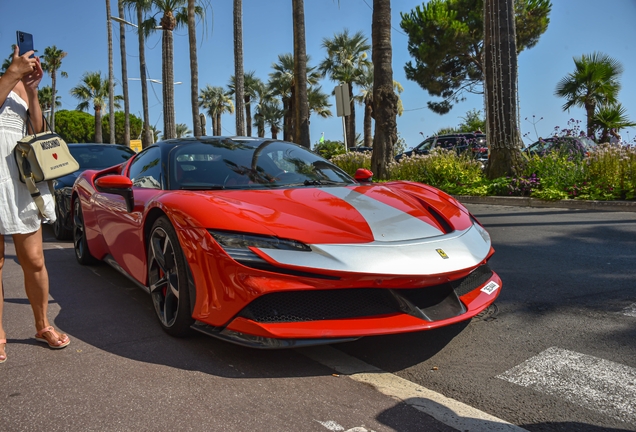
[555,52,624,137]
[229,71,262,137]
[318,30,371,148]
[307,85,332,124]
[252,80,273,138]
[357,63,405,155]
[144,0,205,139]
[268,53,321,142]
[233,0,245,136]
[123,0,153,147]
[187,0,201,136]
[257,100,285,139]
[175,123,192,138]
[370,0,398,179]
[118,0,131,146]
[592,103,636,142]
[40,46,68,132]
[70,71,122,143]
[38,85,62,110]
[106,0,116,143]
[484,0,524,179]
[199,85,234,136]
[292,0,310,147]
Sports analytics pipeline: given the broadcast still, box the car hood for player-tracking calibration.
[164,182,472,245]
[162,182,490,275]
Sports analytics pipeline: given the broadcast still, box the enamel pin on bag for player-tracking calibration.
[14,113,79,217]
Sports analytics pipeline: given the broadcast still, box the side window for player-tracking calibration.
[416,138,434,152]
[128,147,162,189]
[437,138,456,149]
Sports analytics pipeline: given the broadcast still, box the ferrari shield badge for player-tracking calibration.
[436,248,449,259]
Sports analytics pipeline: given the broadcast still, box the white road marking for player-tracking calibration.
[315,421,373,432]
[300,346,526,432]
[623,303,636,317]
[316,420,344,431]
[497,347,636,424]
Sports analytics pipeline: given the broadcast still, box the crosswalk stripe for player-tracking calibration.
[300,346,527,432]
[497,347,636,424]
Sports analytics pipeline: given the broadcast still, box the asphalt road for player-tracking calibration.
[338,204,636,432]
[1,204,635,432]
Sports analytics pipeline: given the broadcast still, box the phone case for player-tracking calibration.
[17,31,34,57]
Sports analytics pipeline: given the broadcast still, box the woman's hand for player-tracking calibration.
[22,57,43,93]
[6,46,39,80]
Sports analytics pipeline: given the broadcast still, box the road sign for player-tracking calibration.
[335,83,351,117]
[130,139,142,152]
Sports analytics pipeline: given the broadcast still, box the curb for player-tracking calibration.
[453,195,636,212]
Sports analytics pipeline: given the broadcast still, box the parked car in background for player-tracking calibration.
[395,132,488,164]
[523,136,597,158]
[52,143,136,240]
[348,146,373,153]
[70,136,501,347]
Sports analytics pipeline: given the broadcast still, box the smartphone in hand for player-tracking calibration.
[16,31,34,58]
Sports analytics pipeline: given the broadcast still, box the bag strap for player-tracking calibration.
[24,110,52,136]
[23,176,53,219]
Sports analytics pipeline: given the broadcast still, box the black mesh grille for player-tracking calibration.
[239,289,400,323]
[451,264,493,297]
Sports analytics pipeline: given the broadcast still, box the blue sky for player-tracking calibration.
[2,0,635,149]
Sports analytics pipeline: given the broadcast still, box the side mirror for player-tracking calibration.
[95,175,134,212]
[354,168,373,183]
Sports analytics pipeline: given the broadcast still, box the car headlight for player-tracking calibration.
[471,216,490,244]
[208,230,310,263]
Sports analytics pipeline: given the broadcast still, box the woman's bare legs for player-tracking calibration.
[13,227,68,347]
[0,235,6,361]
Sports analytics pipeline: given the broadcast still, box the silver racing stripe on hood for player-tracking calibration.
[321,187,443,241]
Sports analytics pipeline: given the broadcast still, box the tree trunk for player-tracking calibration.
[245,95,252,136]
[118,0,130,146]
[483,0,524,179]
[364,101,373,147]
[50,72,57,132]
[585,102,595,138]
[347,82,356,147]
[370,0,398,180]
[162,27,176,139]
[211,115,217,136]
[233,0,245,136]
[283,95,293,142]
[216,112,222,136]
[137,6,152,148]
[95,106,103,143]
[292,0,310,148]
[188,0,201,137]
[106,0,116,143]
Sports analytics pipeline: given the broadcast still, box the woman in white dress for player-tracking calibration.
[0,46,70,363]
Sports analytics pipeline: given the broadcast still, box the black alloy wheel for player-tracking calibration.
[53,204,72,240]
[73,199,98,265]
[147,216,194,337]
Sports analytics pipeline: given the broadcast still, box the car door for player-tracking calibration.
[95,146,163,284]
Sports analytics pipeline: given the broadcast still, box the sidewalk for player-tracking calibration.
[453,195,636,212]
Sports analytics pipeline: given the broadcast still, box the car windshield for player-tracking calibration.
[171,139,355,190]
[70,146,136,169]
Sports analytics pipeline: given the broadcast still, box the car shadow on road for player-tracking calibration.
[35,234,465,381]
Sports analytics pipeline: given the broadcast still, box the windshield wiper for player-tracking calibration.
[179,184,225,190]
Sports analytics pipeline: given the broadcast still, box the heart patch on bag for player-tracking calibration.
[53,153,58,160]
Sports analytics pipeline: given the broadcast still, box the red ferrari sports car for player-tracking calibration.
[71,137,501,348]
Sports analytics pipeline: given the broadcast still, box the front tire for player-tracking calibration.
[73,198,98,265]
[147,216,194,337]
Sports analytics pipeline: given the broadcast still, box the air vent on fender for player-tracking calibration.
[415,198,453,234]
